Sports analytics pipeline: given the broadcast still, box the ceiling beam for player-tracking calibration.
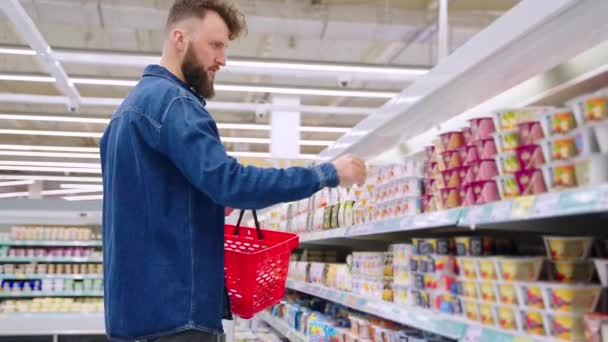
[0,0,81,111]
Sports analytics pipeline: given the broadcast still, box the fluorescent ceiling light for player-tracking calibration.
[0,129,103,138]
[71,77,138,87]
[0,73,397,98]
[60,184,103,190]
[0,175,102,182]
[227,151,316,159]
[0,144,99,153]
[0,114,109,124]
[228,60,428,76]
[0,166,101,174]
[221,137,332,146]
[62,194,103,201]
[0,74,54,83]
[0,191,29,199]
[0,114,350,133]
[40,188,102,196]
[0,151,100,159]
[0,161,100,169]
[0,47,428,77]
[0,47,35,55]
[214,84,397,98]
[0,180,34,187]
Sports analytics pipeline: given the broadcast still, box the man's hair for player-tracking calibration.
[166,0,247,40]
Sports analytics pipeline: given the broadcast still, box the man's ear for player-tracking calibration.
[170,28,188,53]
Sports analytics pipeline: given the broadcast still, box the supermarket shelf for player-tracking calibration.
[0,291,103,298]
[297,185,608,246]
[458,184,608,229]
[286,280,561,342]
[0,199,102,225]
[0,257,102,263]
[318,0,608,161]
[0,240,102,247]
[0,274,102,280]
[258,311,309,342]
[0,313,104,336]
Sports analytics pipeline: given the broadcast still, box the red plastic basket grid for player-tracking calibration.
[224,224,299,319]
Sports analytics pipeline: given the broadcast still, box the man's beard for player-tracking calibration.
[181,44,215,99]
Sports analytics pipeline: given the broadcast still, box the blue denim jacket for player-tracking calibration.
[100,65,339,341]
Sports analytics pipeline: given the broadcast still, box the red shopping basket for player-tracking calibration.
[224,210,299,319]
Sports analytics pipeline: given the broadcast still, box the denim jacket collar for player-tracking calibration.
[142,64,207,106]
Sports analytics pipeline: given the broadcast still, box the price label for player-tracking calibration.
[467,206,487,226]
[462,325,482,342]
[532,192,559,217]
[490,201,512,222]
[511,196,535,218]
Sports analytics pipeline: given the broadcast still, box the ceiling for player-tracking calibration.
[0,0,519,199]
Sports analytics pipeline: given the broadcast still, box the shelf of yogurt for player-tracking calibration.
[264,298,455,342]
[288,232,608,342]
[0,262,102,278]
[0,226,102,246]
[0,297,103,314]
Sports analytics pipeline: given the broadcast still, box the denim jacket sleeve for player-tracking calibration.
[157,96,339,209]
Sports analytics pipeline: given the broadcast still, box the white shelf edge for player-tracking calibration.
[286,279,568,342]
[258,311,309,342]
[296,185,608,243]
[0,274,102,280]
[0,257,102,263]
[0,312,105,336]
[0,240,102,247]
[0,291,103,298]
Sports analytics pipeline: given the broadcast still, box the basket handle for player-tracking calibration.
[233,210,263,240]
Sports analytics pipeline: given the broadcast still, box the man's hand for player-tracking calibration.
[333,154,367,186]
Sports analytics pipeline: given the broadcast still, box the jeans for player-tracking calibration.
[144,330,225,342]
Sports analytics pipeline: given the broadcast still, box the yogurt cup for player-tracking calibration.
[454,236,493,257]
[457,257,479,279]
[496,305,521,331]
[517,283,546,309]
[515,144,545,170]
[495,256,544,282]
[495,174,521,199]
[497,283,519,306]
[462,126,474,146]
[493,107,551,131]
[476,138,498,159]
[520,309,549,336]
[573,153,608,187]
[439,150,463,171]
[518,121,545,145]
[477,159,499,181]
[540,283,602,313]
[496,152,521,174]
[547,312,586,341]
[462,299,480,322]
[464,144,480,165]
[544,236,593,261]
[494,129,521,153]
[548,260,595,283]
[439,131,466,152]
[515,168,547,196]
[440,187,461,209]
[593,259,608,286]
[469,117,496,140]
[479,302,497,326]
[479,281,498,303]
[567,90,608,123]
[541,162,578,190]
[477,257,499,281]
[541,108,579,136]
[538,125,599,162]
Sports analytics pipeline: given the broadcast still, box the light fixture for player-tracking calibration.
[60,184,103,190]
[0,191,29,199]
[0,114,109,124]
[0,161,101,169]
[62,194,103,201]
[0,114,351,133]
[227,151,316,159]
[0,166,101,174]
[40,188,103,196]
[0,180,34,187]
[0,47,35,55]
[0,144,99,153]
[0,74,54,83]
[0,46,429,77]
[0,129,103,138]
[0,151,100,159]
[0,175,102,182]
[0,73,398,98]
